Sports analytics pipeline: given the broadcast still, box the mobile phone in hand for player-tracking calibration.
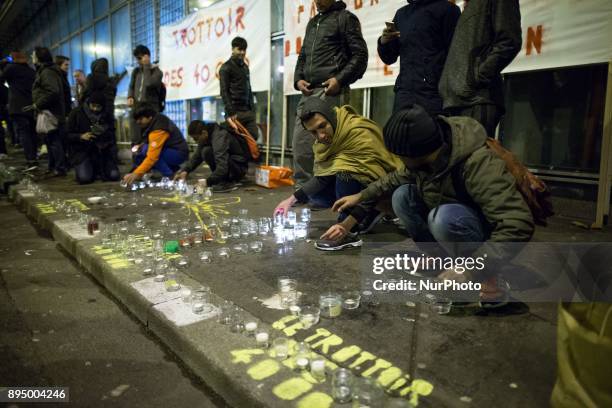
[385,21,397,31]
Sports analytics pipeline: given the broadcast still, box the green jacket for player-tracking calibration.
[361,116,534,244]
[313,105,403,185]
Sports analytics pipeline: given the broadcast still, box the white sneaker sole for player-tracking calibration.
[314,240,363,251]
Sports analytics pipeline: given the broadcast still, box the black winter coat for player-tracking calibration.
[80,58,119,125]
[0,62,35,116]
[66,105,116,166]
[32,63,71,124]
[378,0,460,115]
[219,57,254,116]
[294,0,368,89]
[439,0,522,111]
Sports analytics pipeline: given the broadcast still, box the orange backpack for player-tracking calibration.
[226,117,260,161]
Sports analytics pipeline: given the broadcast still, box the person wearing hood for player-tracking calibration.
[174,120,250,192]
[219,37,259,141]
[80,58,121,126]
[378,0,460,115]
[274,96,403,251]
[291,0,368,188]
[122,102,188,185]
[31,46,71,176]
[331,105,534,303]
[66,91,119,184]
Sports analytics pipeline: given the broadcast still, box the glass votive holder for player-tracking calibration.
[298,305,320,329]
[300,208,311,223]
[342,291,362,310]
[332,368,353,403]
[310,355,326,380]
[229,307,245,333]
[271,336,289,359]
[218,300,233,325]
[204,228,215,242]
[217,247,231,260]
[278,277,298,309]
[244,320,258,336]
[431,297,452,315]
[289,305,301,316]
[199,251,212,263]
[175,256,190,269]
[255,329,269,349]
[142,259,155,276]
[352,377,385,408]
[191,288,213,314]
[238,208,249,219]
[319,292,342,318]
[193,233,203,245]
[287,210,297,226]
[249,240,263,253]
[295,342,310,370]
[232,243,249,255]
[165,269,181,292]
[295,222,308,240]
[181,287,192,304]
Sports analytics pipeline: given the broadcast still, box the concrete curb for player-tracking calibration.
[9,187,334,408]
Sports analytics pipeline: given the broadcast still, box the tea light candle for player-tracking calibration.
[289,305,301,316]
[154,274,166,282]
[296,357,309,369]
[245,321,258,334]
[255,331,269,348]
[192,302,205,313]
[311,359,325,377]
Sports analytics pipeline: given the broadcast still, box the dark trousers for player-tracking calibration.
[235,110,260,141]
[0,121,6,154]
[447,104,502,137]
[74,149,120,184]
[202,146,247,183]
[309,175,368,222]
[11,115,37,162]
[134,144,187,177]
[46,127,67,173]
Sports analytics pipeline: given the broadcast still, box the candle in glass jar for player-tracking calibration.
[255,331,269,348]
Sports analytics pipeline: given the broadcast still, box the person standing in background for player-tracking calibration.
[0,84,8,159]
[439,0,522,136]
[219,37,259,140]
[128,45,163,146]
[55,56,70,75]
[0,51,37,167]
[32,47,71,176]
[291,0,368,189]
[378,0,460,115]
[73,69,86,106]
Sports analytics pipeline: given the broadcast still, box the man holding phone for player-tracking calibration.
[378,0,460,115]
[292,0,368,190]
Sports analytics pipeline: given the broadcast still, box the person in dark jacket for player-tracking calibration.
[292,0,368,188]
[128,45,163,145]
[80,58,119,127]
[32,46,71,176]
[66,91,119,184]
[123,103,188,185]
[439,0,522,136]
[378,0,460,115]
[174,120,249,192]
[219,37,259,141]
[72,69,86,105]
[55,55,70,74]
[0,51,37,166]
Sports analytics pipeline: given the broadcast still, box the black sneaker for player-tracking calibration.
[356,211,384,235]
[211,183,239,193]
[315,233,363,251]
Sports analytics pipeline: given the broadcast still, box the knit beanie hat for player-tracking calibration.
[299,96,337,131]
[383,104,442,158]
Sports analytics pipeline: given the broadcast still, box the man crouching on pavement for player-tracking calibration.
[273,96,402,251]
[329,105,534,305]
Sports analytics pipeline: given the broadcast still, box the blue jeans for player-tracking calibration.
[392,184,490,243]
[310,175,366,221]
[134,144,187,177]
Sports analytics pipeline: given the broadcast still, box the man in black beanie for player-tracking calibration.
[332,104,534,303]
[65,91,119,184]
